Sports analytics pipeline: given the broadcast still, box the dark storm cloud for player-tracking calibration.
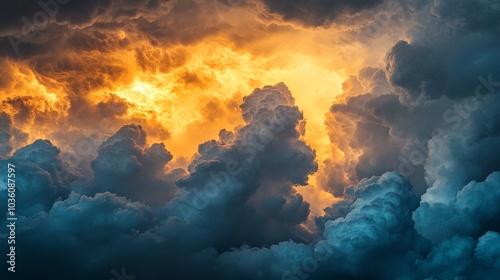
[385,0,500,103]
[0,139,74,216]
[216,172,427,280]
[429,0,500,33]
[218,173,500,280]
[363,0,500,256]
[2,73,500,280]
[92,124,178,203]
[386,37,500,102]
[0,0,174,36]
[0,112,13,157]
[1,83,319,279]
[320,0,500,196]
[1,0,500,279]
[0,0,106,34]
[414,172,500,244]
[475,231,500,276]
[0,0,242,58]
[309,1,500,277]
[413,94,500,243]
[261,0,384,26]
[407,231,500,279]
[319,67,453,196]
[172,83,317,249]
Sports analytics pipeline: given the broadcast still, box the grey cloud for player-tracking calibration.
[92,124,177,203]
[0,112,13,157]
[261,0,384,26]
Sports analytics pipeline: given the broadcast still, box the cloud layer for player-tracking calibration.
[1,0,500,279]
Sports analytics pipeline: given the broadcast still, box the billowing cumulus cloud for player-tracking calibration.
[92,124,178,203]
[318,0,500,196]
[1,0,500,279]
[318,67,453,197]
[171,83,317,249]
[0,139,75,216]
[413,95,500,242]
[1,83,319,279]
[385,0,500,103]
[216,172,426,279]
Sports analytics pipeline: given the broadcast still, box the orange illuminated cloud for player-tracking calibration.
[0,0,412,216]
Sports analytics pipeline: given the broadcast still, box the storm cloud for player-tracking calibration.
[1,0,500,279]
[1,83,319,279]
[261,0,384,26]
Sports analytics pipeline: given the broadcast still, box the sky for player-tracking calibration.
[0,0,500,279]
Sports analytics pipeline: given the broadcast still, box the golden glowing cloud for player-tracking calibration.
[0,1,411,216]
